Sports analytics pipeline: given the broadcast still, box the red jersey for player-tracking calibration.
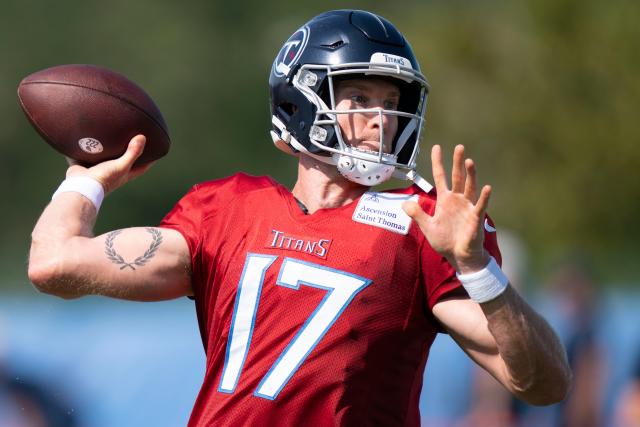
[160,173,500,426]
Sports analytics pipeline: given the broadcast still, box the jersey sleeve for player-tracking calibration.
[158,173,277,300]
[159,184,204,260]
[421,213,503,311]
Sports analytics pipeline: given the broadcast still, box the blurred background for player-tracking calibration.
[1,0,639,426]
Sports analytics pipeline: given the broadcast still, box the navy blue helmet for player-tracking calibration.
[269,10,431,189]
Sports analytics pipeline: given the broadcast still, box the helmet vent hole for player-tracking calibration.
[278,103,297,120]
[322,40,345,49]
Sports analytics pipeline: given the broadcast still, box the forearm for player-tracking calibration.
[481,285,572,404]
[33,192,98,238]
[29,193,99,296]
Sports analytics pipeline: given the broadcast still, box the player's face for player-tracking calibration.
[333,78,399,154]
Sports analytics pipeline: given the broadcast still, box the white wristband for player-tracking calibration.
[52,176,105,211]
[456,256,509,303]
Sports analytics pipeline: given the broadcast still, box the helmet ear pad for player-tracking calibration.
[274,76,336,154]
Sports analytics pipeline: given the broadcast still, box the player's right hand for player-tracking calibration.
[402,144,491,274]
[65,135,154,194]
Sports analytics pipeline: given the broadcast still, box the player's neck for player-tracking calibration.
[291,155,368,214]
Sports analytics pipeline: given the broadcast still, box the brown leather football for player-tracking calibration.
[17,64,170,166]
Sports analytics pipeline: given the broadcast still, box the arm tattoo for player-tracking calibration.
[104,228,163,270]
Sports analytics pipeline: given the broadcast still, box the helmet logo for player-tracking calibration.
[273,26,309,77]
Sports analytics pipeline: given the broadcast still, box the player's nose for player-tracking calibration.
[364,107,393,135]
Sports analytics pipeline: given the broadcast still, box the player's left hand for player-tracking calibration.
[402,144,491,274]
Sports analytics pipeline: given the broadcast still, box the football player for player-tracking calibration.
[28,10,571,426]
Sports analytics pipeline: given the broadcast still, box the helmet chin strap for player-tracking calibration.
[392,169,433,193]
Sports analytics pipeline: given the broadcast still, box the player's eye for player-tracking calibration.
[350,95,368,106]
[384,99,399,110]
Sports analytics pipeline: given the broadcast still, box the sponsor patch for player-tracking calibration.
[352,192,417,235]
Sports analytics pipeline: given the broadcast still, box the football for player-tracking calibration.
[17,64,170,166]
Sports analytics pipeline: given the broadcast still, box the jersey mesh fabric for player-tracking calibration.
[160,173,501,427]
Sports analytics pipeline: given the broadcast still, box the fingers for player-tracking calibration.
[64,156,85,178]
[464,158,477,203]
[402,200,431,234]
[432,144,487,210]
[116,135,146,169]
[80,135,147,194]
[66,164,88,178]
[474,185,492,216]
[430,145,448,193]
[451,145,465,193]
[402,200,422,218]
